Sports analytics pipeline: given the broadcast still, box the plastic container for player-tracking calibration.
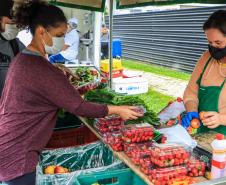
[147,166,188,185]
[112,77,149,95]
[77,80,101,95]
[150,143,190,167]
[187,158,206,177]
[77,168,147,185]
[133,106,146,115]
[211,134,226,179]
[124,142,153,157]
[131,149,152,165]
[122,126,154,143]
[100,58,122,73]
[45,126,98,149]
[94,115,125,135]
[113,39,122,58]
[103,131,124,151]
[95,115,124,127]
[95,123,124,135]
[193,146,212,171]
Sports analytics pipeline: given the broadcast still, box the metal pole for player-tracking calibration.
[109,0,113,89]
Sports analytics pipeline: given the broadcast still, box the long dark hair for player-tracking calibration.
[13,0,67,35]
[203,10,226,35]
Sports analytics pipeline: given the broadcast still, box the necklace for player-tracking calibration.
[219,63,226,78]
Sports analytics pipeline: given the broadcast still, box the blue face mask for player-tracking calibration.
[208,45,226,60]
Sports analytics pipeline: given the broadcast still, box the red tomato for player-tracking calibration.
[191,118,201,129]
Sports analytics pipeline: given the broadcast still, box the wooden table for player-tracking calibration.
[80,118,207,185]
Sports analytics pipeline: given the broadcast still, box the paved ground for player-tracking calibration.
[126,70,189,98]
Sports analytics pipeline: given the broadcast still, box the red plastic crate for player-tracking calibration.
[101,69,123,78]
[45,126,99,149]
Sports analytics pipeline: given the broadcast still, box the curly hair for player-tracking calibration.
[13,0,67,35]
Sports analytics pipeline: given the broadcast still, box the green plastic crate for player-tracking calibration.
[77,168,147,185]
[36,142,126,185]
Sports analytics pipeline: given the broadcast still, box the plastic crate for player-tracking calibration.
[45,126,99,149]
[100,58,122,73]
[77,168,147,185]
[37,142,126,185]
[55,112,83,130]
[101,69,123,79]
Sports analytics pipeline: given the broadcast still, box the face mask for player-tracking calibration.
[44,31,65,55]
[1,24,19,40]
[208,45,226,60]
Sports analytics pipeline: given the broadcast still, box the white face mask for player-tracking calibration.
[1,24,19,40]
[44,31,65,55]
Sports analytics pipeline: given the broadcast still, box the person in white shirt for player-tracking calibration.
[49,18,79,63]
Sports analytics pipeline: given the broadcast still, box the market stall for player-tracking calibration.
[40,1,226,185]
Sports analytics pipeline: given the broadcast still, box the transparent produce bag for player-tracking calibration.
[36,141,126,185]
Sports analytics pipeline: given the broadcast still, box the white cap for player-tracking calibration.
[68,18,78,25]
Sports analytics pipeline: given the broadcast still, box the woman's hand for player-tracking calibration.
[202,112,223,129]
[108,105,143,120]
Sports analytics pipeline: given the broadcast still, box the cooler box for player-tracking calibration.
[113,39,122,58]
[100,58,122,73]
[112,77,149,95]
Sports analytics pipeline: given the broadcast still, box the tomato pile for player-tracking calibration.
[124,142,153,157]
[95,115,124,135]
[131,149,152,165]
[187,158,206,177]
[150,145,190,167]
[148,166,188,185]
[122,126,154,143]
[103,132,123,151]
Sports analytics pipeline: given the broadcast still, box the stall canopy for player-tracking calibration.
[49,0,226,12]
[48,0,106,12]
[116,0,226,9]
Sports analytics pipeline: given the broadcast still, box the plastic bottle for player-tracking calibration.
[211,134,226,179]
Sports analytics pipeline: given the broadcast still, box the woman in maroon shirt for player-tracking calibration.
[0,1,142,184]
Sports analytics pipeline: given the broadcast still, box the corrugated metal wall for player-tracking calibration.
[106,6,226,72]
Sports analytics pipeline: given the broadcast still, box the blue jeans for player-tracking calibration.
[3,172,36,185]
[49,53,66,64]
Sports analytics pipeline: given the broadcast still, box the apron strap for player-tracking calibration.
[221,79,226,88]
[197,57,212,86]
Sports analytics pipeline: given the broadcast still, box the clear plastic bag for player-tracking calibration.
[158,100,185,124]
[159,125,197,149]
[36,141,126,185]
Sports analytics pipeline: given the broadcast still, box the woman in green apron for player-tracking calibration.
[182,10,226,135]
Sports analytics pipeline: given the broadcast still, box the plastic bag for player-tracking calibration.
[36,141,126,185]
[158,99,185,124]
[159,125,197,149]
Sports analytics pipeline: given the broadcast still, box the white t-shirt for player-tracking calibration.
[60,29,79,61]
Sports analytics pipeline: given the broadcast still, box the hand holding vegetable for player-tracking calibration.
[181,111,199,128]
[201,111,223,129]
[108,105,143,120]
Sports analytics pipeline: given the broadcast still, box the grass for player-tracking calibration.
[122,59,191,81]
[139,88,174,114]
